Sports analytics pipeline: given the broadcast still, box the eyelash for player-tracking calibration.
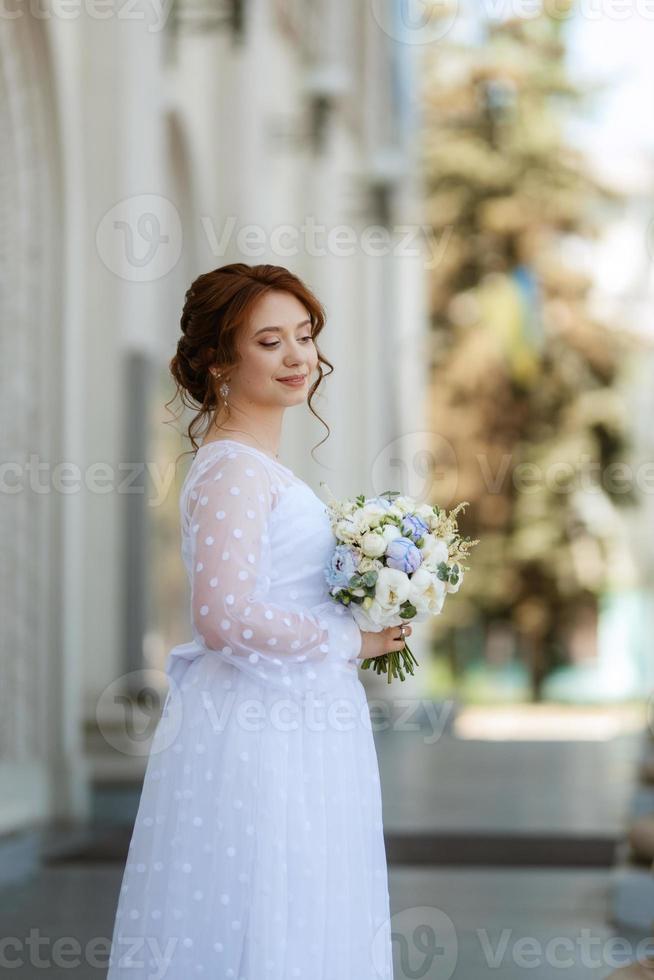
[260,336,313,349]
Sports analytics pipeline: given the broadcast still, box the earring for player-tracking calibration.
[211,369,229,404]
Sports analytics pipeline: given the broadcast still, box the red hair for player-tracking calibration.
[166,263,334,464]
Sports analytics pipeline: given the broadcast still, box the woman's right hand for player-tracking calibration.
[359,624,413,660]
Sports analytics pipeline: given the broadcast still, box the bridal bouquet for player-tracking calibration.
[320,486,479,684]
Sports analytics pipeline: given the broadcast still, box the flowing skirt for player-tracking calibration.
[106,649,394,980]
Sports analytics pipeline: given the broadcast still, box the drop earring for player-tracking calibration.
[211,369,230,406]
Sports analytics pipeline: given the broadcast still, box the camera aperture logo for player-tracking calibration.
[96,194,182,282]
[370,0,459,46]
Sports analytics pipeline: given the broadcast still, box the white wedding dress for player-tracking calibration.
[107,439,394,980]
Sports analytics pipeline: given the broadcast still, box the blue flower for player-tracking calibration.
[324,544,359,590]
[385,536,422,574]
[401,514,430,543]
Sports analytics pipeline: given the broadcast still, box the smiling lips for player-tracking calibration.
[277,375,307,385]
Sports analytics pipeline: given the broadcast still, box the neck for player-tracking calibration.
[209,405,283,458]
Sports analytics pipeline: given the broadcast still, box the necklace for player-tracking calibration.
[214,426,280,460]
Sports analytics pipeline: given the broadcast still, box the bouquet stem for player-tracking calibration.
[360,641,420,684]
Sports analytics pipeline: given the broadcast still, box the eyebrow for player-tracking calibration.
[253,319,311,337]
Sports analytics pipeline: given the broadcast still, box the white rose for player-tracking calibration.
[381,524,402,546]
[350,600,386,632]
[353,512,373,536]
[391,496,414,515]
[369,598,392,627]
[334,518,359,545]
[361,531,387,558]
[358,556,383,574]
[428,589,447,615]
[376,567,410,610]
[359,503,388,529]
[420,535,449,570]
[408,567,447,614]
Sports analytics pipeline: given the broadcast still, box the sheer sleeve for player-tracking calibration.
[186,449,362,693]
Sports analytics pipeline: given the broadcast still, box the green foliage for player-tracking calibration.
[421,7,640,698]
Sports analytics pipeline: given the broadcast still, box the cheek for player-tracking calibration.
[245,350,279,380]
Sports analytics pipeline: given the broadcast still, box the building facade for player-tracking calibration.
[0,0,429,849]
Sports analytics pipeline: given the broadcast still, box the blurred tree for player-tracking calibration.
[420,3,641,699]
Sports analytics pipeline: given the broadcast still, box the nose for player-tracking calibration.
[283,339,304,367]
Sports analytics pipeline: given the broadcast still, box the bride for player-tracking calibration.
[106,262,410,979]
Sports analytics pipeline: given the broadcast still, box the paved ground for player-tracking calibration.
[0,863,646,978]
[389,865,647,980]
[377,728,643,836]
[0,713,650,979]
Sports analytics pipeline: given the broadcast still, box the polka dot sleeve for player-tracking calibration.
[187,451,363,689]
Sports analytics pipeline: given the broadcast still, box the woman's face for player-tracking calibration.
[232,290,319,407]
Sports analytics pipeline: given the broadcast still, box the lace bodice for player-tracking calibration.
[174,439,363,696]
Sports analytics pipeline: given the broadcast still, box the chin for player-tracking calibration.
[275,383,307,398]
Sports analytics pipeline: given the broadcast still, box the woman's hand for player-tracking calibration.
[359,624,413,660]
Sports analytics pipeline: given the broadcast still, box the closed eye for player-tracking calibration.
[260,336,313,348]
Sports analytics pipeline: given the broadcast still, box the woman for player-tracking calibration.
[107,263,410,979]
